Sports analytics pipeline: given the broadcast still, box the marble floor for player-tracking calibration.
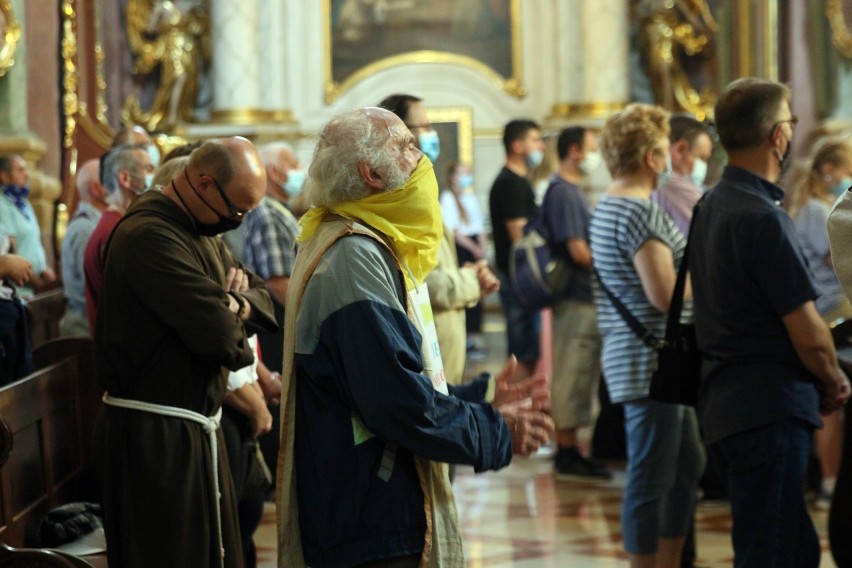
[252,305,839,567]
[254,454,836,567]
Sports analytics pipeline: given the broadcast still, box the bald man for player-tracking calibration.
[59,159,107,336]
[96,137,277,568]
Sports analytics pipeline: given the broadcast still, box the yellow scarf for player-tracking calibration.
[299,156,443,289]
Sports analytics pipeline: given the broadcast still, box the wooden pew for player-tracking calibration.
[24,289,67,350]
[0,338,104,566]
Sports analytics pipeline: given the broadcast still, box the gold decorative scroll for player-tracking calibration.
[0,0,21,77]
[61,0,79,148]
[828,0,852,58]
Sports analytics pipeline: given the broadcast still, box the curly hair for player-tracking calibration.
[304,109,399,208]
[600,103,670,178]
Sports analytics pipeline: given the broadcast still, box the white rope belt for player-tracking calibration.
[103,393,225,566]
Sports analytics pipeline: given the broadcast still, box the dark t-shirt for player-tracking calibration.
[489,167,537,275]
[689,166,821,444]
[542,174,593,302]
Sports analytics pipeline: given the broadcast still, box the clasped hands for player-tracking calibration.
[491,355,555,457]
[463,260,500,299]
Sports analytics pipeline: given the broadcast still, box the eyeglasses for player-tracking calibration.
[204,174,249,218]
[773,116,799,131]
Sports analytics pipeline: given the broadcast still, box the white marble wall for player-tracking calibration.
[210,0,261,113]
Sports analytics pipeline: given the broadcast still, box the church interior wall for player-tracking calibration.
[9,0,852,270]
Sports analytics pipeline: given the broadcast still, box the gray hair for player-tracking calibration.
[305,109,396,208]
[103,144,147,203]
[75,159,100,199]
[258,141,294,168]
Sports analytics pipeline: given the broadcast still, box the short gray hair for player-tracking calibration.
[305,109,395,208]
[103,144,147,198]
[258,141,294,168]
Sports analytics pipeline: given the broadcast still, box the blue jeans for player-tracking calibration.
[709,418,819,568]
[497,273,540,363]
[622,399,706,554]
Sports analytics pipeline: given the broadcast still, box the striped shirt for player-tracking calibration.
[589,196,690,403]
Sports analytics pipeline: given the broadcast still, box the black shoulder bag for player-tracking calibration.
[595,200,703,406]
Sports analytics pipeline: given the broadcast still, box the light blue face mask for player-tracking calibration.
[525,150,544,169]
[458,173,473,189]
[831,177,852,198]
[284,169,306,197]
[145,173,154,189]
[418,130,441,163]
[146,144,161,169]
[690,158,708,188]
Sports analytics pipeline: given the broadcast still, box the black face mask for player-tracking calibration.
[180,170,244,236]
[773,127,793,177]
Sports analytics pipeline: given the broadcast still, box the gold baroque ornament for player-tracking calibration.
[62,0,80,148]
[122,0,210,132]
[0,0,21,77]
[828,0,852,59]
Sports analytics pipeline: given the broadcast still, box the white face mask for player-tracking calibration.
[578,151,601,175]
[690,158,708,188]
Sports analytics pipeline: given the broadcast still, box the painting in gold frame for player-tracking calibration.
[324,0,523,103]
[425,106,473,189]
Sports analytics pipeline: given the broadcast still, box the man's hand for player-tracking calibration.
[474,260,500,297]
[256,361,282,406]
[819,371,851,415]
[225,266,249,293]
[0,254,33,286]
[499,406,555,457]
[248,399,273,439]
[492,355,549,412]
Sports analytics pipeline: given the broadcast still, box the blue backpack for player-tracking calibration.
[508,187,575,311]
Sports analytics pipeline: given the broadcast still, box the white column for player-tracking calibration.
[210,0,261,122]
[548,0,629,124]
[258,0,288,117]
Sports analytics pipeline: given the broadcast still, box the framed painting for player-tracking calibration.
[425,106,473,188]
[324,0,524,103]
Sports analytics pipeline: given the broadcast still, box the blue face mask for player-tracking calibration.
[284,169,306,197]
[525,150,544,169]
[418,131,441,163]
[458,173,473,189]
[831,177,852,198]
[146,144,161,169]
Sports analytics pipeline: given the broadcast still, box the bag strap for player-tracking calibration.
[594,266,661,348]
[663,194,706,340]
[594,194,706,348]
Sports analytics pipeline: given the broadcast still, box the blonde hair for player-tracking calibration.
[789,138,852,218]
[600,103,670,177]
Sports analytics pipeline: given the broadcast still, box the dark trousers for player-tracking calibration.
[830,407,852,566]
[221,406,264,567]
[258,300,284,488]
[0,298,34,386]
[710,418,819,568]
[455,237,482,333]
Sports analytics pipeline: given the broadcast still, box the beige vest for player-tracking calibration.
[276,215,464,568]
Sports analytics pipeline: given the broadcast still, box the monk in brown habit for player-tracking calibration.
[96,137,277,568]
